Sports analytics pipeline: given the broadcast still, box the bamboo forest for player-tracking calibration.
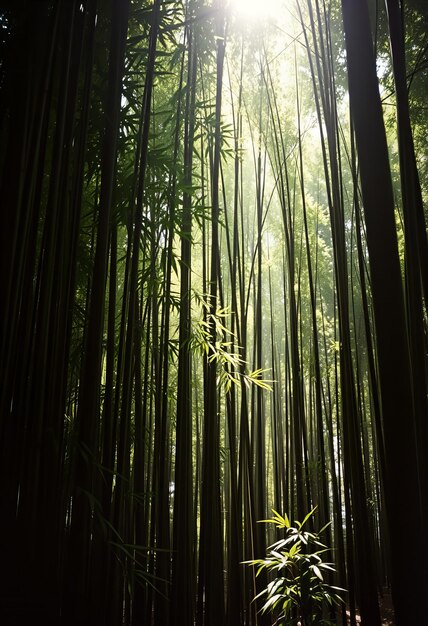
[1,0,428,624]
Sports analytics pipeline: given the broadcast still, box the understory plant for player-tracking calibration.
[245,508,345,625]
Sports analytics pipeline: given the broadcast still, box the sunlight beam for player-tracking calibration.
[228,0,282,21]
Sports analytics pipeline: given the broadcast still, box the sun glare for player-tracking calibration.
[229,0,282,21]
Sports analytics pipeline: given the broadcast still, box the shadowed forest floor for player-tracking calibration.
[378,591,395,626]
[345,590,395,625]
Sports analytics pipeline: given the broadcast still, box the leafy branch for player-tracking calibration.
[245,508,346,626]
[190,294,273,393]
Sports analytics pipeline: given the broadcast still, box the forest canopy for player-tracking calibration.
[1,0,427,625]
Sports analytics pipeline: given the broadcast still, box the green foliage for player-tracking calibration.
[190,294,273,393]
[245,508,345,626]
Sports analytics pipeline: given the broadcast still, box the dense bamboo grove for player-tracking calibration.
[1,0,427,624]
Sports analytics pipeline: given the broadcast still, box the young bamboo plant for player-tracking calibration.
[245,508,345,625]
